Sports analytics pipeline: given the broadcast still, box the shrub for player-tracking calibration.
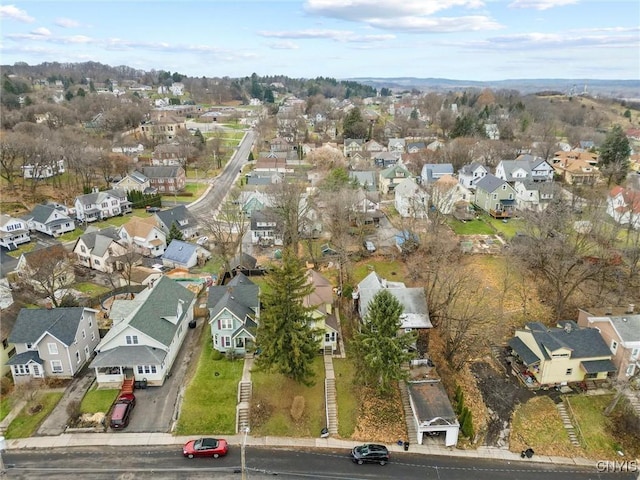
[211,349,224,361]
[0,376,13,396]
[461,407,475,439]
[290,396,305,422]
[66,400,80,422]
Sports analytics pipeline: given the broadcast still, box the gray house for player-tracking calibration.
[6,307,100,383]
[155,205,199,239]
[23,204,75,237]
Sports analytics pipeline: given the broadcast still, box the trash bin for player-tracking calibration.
[320,427,329,438]
[525,448,534,458]
[403,441,409,451]
[520,450,526,458]
[188,319,197,329]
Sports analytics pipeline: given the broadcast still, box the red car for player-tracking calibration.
[109,393,135,430]
[183,438,229,459]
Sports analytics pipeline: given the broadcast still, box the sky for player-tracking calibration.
[1,0,639,81]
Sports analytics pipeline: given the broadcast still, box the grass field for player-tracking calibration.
[447,217,494,235]
[352,259,405,284]
[333,357,358,438]
[80,386,119,414]
[4,392,64,439]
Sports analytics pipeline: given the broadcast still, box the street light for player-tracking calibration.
[241,425,250,480]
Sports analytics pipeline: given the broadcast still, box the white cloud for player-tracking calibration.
[508,0,579,10]
[368,15,502,32]
[268,41,299,50]
[0,5,34,22]
[258,29,394,43]
[31,27,51,36]
[305,0,485,19]
[55,17,80,28]
[463,31,639,50]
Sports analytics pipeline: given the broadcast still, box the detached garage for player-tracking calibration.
[407,371,459,447]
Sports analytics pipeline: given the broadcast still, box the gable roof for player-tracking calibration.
[303,269,333,312]
[75,227,122,257]
[27,204,72,226]
[155,205,196,231]
[380,164,411,179]
[121,217,160,239]
[520,321,612,360]
[207,273,259,321]
[163,240,197,264]
[394,177,422,196]
[459,162,487,175]
[124,276,195,346]
[139,166,183,178]
[475,173,509,193]
[9,307,91,346]
[421,163,454,183]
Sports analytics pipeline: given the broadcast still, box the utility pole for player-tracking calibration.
[241,425,250,480]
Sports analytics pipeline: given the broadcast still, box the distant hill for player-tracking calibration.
[346,77,640,99]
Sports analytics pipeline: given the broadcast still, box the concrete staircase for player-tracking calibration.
[236,380,252,434]
[398,380,417,444]
[556,401,581,447]
[623,389,640,417]
[324,353,338,435]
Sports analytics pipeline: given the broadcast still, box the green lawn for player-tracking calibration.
[73,282,111,296]
[446,217,494,235]
[0,394,13,422]
[80,386,119,414]
[4,392,64,439]
[161,183,208,204]
[352,259,405,283]
[175,333,244,435]
[251,356,325,437]
[483,215,524,239]
[567,394,620,457]
[333,357,358,438]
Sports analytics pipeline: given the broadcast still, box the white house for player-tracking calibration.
[495,155,554,184]
[74,187,131,223]
[90,276,196,388]
[24,204,75,237]
[0,214,30,250]
[458,162,489,190]
[22,159,65,179]
[119,217,167,258]
[606,186,640,230]
[394,178,429,219]
[431,175,473,215]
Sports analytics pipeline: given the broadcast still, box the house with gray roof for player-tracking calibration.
[162,239,209,269]
[578,308,640,382]
[349,170,378,192]
[458,162,489,190]
[474,174,516,218]
[90,276,196,387]
[6,307,100,384]
[420,163,454,185]
[23,204,75,237]
[113,171,155,194]
[0,214,30,250]
[154,205,199,239]
[73,227,129,273]
[74,187,131,223]
[514,179,556,212]
[395,177,429,219]
[508,321,616,388]
[354,271,432,331]
[139,165,186,193]
[208,272,260,355]
[373,151,399,168]
[495,156,554,184]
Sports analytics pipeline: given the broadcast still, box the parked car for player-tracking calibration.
[183,438,229,459]
[351,443,389,465]
[145,206,161,213]
[196,236,209,246]
[363,240,376,252]
[109,393,135,430]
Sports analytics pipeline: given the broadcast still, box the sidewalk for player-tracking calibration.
[3,430,598,469]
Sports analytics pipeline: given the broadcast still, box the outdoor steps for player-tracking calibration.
[398,379,417,444]
[623,390,640,417]
[239,381,252,404]
[237,380,252,433]
[556,402,581,447]
[324,353,339,435]
[121,378,135,395]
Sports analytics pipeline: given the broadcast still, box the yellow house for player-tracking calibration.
[303,269,339,354]
[508,321,615,388]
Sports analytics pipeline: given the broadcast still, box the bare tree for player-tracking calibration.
[0,131,27,188]
[267,181,310,251]
[19,245,75,307]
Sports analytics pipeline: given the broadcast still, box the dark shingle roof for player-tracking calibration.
[9,307,87,345]
[525,321,612,359]
[475,173,506,193]
[6,350,43,366]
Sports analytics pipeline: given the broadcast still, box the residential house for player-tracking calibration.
[458,162,489,190]
[406,142,426,154]
[553,158,600,186]
[577,308,640,381]
[269,136,293,153]
[343,138,364,158]
[250,210,283,246]
[421,163,454,185]
[207,273,259,355]
[372,151,399,168]
[227,253,263,277]
[352,189,383,225]
[430,174,473,217]
[74,187,131,223]
[113,171,153,194]
[552,150,598,167]
[23,204,75,237]
[514,180,556,212]
[0,214,30,250]
[427,140,445,151]
[394,178,429,219]
[240,190,272,218]
[90,276,196,387]
[22,159,65,179]
[349,171,378,192]
[0,296,18,378]
[363,139,385,154]
[379,164,412,195]
[303,269,339,353]
[6,307,100,384]
[495,156,554,184]
[162,240,210,269]
[155,205,199,239]
[137,116,186,141]
[151,143,187,166]
[246,171,284,187]
[119,217,167,257]
[73,227,130,273]
[474,174,517,218]
[484,124,500,140]
[407,362,459,446]
[388,138,406,154]
[139,166,186,193]
[606,186,640,230]
[14,244,75,293]
[508,321,616,388]
[354,271,432,331]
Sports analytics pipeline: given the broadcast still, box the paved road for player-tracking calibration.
[189,129,256,218]
[4,445,633,480]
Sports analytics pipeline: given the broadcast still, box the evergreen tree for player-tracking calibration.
[352,289,416,394]
[599,124,631,185]
[342,107,368,139]
[255,249,320,385]
[167,222,184,243]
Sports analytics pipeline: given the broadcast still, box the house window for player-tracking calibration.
[631,348,639,360]
[76,351,80,363]
[81,246,86,253]
[14,364,29,376]
[220,318,233,330]
[325,333,330,342]
[91,332,95,341]
[235,338,245,348]
[492,194,497,200]
[84,346,90,356]
[566,368,573,376]
[82,330,86,339]
[222,336,231,348]
[89,318,93,328]
[2,339,7,349]
[610,340,618,354]
[48,343,59,355]
[94,259,101,265]
[51,360,63,373]
[126,335,139,345]
[626,364,636,376]
[214,334,219,346]
[502,185,506,190]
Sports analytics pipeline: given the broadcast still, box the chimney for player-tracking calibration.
[92,186,99,193]
[564,322,572,333]
[627,303,635,314]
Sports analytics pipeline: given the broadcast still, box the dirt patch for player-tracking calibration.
[470,359,535,447]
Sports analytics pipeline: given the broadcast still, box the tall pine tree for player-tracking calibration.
[167,222,184,243]
[352,289,416,394]
[255,249,320,385]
